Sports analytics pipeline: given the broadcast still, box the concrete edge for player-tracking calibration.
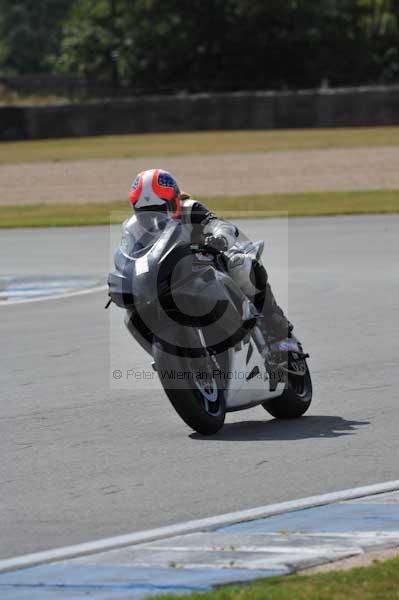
[299,546,399,575]
[1,479,399,574]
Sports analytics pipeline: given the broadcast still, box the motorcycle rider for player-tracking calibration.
[129,168,292,342]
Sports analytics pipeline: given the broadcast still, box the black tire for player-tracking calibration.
[153,341,226,435]
[263,359,312,419]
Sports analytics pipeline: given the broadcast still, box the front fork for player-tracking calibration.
[254,317,310,390]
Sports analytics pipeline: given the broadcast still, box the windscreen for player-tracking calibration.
[120,211,171,258]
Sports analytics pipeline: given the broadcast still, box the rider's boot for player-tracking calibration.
[261,282,293,343]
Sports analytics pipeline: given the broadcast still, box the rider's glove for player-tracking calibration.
[203,234,229,252]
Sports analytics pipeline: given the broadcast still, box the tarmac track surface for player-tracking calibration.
[1,215,398,560]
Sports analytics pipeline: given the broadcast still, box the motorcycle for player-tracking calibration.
[108,211,312,435]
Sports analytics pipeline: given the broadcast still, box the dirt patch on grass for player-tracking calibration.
[1,146,399,206]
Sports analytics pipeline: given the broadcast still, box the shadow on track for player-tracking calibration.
[190,415,369,441]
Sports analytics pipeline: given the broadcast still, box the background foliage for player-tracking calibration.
[0,0,398,93]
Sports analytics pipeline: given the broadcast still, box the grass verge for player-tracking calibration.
[152,555,399,600]
[0,190,398,228]
[0,127,399,164]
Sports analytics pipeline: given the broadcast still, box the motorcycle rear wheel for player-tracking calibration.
[153,341,226,435]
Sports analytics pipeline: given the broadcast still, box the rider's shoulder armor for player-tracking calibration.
[181,198,214,227]
[181,198,238,248]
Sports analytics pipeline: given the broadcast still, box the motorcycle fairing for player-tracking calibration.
[109,218,261,356]
[224,333,285,409]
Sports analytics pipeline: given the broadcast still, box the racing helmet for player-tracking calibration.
[129,169,181,223]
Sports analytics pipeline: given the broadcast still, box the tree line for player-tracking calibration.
[0,0,398,94]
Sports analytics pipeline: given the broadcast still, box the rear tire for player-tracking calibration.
[263,358,312,419]
[153,341,226,435]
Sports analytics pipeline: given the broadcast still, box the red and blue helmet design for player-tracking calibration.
[129,169,181,219]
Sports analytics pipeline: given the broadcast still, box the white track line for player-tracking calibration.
[0,479,398,574]
[0,284,107,307]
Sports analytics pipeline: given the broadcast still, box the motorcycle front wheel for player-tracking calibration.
[153,340,226,435]
[263,358,312,419]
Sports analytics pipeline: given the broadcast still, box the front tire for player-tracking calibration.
[153,341,226,435]
[263,358,312,419]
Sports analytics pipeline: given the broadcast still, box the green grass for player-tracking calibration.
[0,126,399,164]
[151,556,399,600]
[0,94,69,107]
[1,190,398,228]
